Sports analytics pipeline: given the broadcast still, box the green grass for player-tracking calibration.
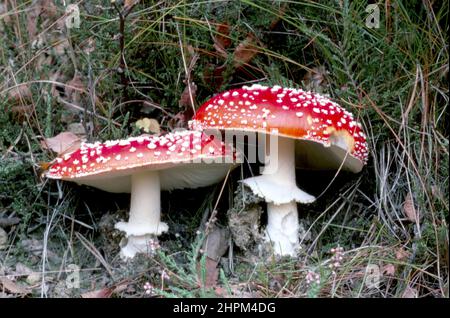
[0,0,448,298]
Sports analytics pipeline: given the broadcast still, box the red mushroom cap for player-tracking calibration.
[44,130,237,192]
[189,84,369,170]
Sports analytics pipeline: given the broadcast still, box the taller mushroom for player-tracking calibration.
[190,84,369,256]
[44,130,238,258]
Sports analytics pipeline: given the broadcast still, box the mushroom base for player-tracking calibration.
[265,201,300,256]
[114,170,167,259]
[119,234,161,259]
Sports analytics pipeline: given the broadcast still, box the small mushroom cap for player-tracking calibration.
[189,84,369,172]
[44,130,238,193]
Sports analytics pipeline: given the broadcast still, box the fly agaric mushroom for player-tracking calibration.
[44,130,238,258]
[189,84,368,256]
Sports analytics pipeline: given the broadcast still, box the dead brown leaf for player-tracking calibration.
[81,282,128,298]
[81,287,114,298]
[214,23,231,58]
[382,264,396,276]
[0,277,30,295]
[11,105,34,119]
[196,227,230,289]
[26,0,58,44]
[395,247,410,261]
[197,257,219,289]
[403,192,417,222]
[178,82,197,109]
[402,285,418,298]
[41,0,58,18]
[6,85,32,103]
[233,33,259,68]
[41,131,81,155]
[124,0,139,10]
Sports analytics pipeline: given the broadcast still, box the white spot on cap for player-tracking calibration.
[296,112,304,117]
[129,147,136,152]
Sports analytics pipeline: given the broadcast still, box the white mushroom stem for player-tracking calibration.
[242,137,315,256]
[115,171,168,259]
[266,201,300,256]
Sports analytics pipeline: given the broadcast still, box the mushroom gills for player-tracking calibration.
[295,138,363,173]
[72,163,235,193]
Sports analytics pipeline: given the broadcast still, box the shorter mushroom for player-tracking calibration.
[45,130,238,258]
